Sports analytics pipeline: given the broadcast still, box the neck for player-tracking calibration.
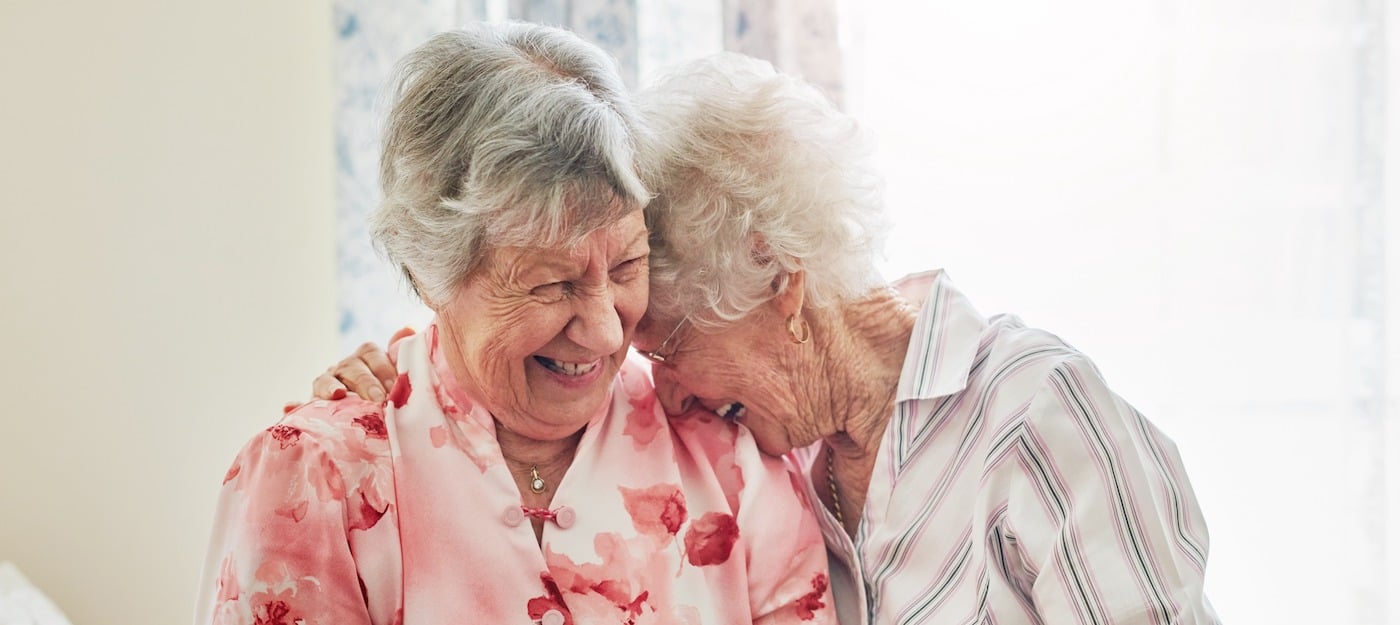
[812,287,917,461]
[803,287,917,536]
[496,422,583,494]
[495,422,584,546]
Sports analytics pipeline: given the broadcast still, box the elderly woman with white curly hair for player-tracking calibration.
[197,23,835,625]
[319,53,1222,624]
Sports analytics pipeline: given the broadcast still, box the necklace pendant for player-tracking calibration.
[529,465,547,494]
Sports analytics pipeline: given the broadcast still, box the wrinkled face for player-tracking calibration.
[633,307,804,457]
[436,209,650,441]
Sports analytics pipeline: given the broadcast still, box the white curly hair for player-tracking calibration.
[637,52,888,328]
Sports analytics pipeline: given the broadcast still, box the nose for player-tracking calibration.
[650,363,695,416]
[565,284,624,356]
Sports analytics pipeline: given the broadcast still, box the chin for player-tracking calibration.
[536,389,615,431]
[753,438,793,459]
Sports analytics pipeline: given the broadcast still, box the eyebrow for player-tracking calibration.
[519,224,651,281]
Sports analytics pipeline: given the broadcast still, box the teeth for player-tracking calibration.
[716,402,746,422]
[538,357,599,377]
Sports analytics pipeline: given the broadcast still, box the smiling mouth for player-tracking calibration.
[716,402,747,423]
[534,356,600,377]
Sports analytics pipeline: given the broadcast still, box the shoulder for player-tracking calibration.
[281,396,392,448]
[961,315,1076,388]
[227,398,393,492]
[962,315,1124,428]
[983,313,1082,368]
[616,352,657,400]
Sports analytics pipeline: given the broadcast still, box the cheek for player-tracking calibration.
[693,344,770,399]
[616,279,650,334]
[480,321,542,361]
[651,365,683,397]
[442,299,565,365]
[673,361,725,398]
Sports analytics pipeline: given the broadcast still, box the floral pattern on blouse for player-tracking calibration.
[196,322,834,625]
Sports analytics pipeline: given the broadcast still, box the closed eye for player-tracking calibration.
[610,256,647,282]
[531,282,571,302]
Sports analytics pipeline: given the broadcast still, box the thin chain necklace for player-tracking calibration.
[826,446,844,527]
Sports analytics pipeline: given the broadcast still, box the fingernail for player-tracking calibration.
[369,388,385,403]
[331,388,346,401]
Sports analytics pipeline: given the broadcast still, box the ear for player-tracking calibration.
[771,270,807,317]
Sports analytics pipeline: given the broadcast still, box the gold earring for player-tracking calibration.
[786,314,810,344]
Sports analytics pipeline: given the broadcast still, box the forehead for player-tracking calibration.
[492,210,647,269]
[572,208,647,254]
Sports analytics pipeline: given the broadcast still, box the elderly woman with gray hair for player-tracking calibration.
[197,23,835,625]
[324,51,1222,625]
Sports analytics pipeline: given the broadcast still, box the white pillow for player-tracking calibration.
[0,562,74,625]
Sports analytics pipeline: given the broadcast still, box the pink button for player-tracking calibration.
[502,505,524,527]
[553,506,575,529]
[541,609,565,625]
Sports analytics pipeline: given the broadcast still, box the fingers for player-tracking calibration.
[310,336,404,404]
[359,342,399,391]
[389,326,417,344]
[311,367,350,401]
[335,343,390,402]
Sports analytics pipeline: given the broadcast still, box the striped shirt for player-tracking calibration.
[790,270,1220,625]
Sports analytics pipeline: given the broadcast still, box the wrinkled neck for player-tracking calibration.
[811,287,917,460]
[496,423,582,469]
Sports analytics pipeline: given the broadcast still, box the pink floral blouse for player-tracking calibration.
[195,323,834,625]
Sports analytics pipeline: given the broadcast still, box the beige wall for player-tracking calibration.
[0,2,336,624]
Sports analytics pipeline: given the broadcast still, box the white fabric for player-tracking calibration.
[0,563,73,625]
[793,271,1219,625]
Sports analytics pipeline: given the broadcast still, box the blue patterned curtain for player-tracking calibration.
[721,0,845,107]
[333,0,456,352]
[513,0,640,86]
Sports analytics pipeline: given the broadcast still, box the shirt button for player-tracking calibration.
[502,505,524,527]
[553,506,575,529]
[541,609,565,625]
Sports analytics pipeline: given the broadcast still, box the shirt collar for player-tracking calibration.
[893,270,987,402]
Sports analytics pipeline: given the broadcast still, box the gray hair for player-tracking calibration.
[637,53,887,328]
[372,23,649,306]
